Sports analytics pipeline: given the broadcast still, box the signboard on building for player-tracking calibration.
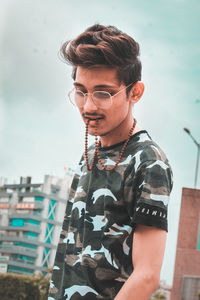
[0,256,9,273]
[0,204,9,209]
[16,203,35,209]
[0,203,35,209]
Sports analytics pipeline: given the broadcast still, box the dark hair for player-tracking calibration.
[60,24,142,93]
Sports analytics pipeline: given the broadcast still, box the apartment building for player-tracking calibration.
[0,174,73,275]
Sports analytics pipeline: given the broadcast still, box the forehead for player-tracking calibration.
[75,66,120,88]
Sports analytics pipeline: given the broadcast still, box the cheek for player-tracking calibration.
[111,100,130,116]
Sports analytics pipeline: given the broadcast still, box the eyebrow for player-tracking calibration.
[73,82,119,89]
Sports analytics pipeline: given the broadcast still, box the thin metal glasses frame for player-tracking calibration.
[68,82,134,108]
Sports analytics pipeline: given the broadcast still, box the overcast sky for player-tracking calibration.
[0,0,200,285]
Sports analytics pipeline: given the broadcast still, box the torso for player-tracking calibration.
[50,130,173,300]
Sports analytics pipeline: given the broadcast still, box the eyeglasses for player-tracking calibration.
[68,82,134,109]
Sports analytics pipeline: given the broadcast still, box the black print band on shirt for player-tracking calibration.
[133,202,168,231]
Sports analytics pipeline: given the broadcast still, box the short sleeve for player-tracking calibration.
[131,159,173,231]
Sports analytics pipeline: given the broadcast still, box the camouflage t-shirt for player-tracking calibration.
[48,130,173,300]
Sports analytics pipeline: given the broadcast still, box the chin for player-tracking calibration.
[88,131,96,137]
[87,128,96,136]
[88,128,102,137]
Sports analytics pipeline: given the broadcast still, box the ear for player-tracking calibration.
[129,81,144,104]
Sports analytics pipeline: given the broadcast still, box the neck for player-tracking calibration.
[85,118,137,172]
[99,115,138,148]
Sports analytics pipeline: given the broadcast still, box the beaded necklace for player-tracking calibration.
[85,118,137,171]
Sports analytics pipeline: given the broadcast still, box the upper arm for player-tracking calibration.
[132,224,167,277]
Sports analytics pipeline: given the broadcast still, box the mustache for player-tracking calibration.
[82,112,105,118]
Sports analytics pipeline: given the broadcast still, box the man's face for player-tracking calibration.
[74,66,133,138]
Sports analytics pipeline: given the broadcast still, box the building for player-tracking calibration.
[171,188,200,300]
[0,174,73,275]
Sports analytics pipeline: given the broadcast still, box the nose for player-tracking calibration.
[83,93,98,112]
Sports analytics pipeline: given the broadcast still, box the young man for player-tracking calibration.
[49,24,173,300]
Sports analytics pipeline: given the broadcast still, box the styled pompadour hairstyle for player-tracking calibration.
[60,24,142,93]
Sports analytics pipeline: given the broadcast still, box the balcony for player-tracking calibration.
[0,192,12,198]
[0,225,41,234]
[15,201,44,210]
[0,245,37,257]
[8,213,62,226]
[0,235,57,249]
[0,259,47,272]
[0,201,44,210]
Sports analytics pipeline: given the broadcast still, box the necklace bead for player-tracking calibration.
[85,119,137,171]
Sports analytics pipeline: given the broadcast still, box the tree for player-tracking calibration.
[149,291,166,300]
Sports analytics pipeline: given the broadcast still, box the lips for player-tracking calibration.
[86,117,103,121]
[83,112,104,118]
[83,114,104,122]
[86,118,103,127]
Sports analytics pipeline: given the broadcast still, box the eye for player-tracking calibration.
[108,91,116,96]
[75,90,85,97]
[103,90,117,96]
[93,91,111,99]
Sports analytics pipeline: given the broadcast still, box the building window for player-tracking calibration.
[182,276,200,300]
[48,200,56,220]
[24,232,38,238]
[42,247,51,268]
[11,219,24,227]
[51,185,60,195]
[26,219,40,226]
[12,254,35,264]
[45,223,53,244]
[14,242,37,249]
[8,265,33,275]
[35,196,43,202]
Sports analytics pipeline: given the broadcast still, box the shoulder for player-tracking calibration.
[128,131,171,167]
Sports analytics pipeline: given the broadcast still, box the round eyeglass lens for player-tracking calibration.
[93,91,112,108]
[73,90,85,107]
[69,90,112,108]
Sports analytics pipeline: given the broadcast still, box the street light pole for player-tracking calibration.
[183,128,200,189]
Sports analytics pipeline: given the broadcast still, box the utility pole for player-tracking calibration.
[184,128,200,189]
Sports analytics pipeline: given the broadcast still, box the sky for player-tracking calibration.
[0,0,200,286]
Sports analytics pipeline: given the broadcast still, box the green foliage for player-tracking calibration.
[0,273,50,300]
[32,273,50,300]
[149,291,166,300]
